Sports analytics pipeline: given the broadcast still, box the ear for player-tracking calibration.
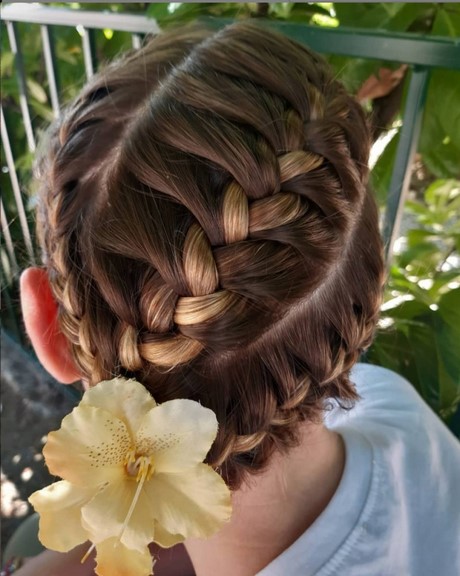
[20,267,81,384]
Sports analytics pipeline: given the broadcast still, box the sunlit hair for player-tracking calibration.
[35,21,385,488]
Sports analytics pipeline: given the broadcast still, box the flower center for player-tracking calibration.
[116,450,155,545]
[125,450,155,482]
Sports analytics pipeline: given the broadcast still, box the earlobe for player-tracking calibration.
[20,267,81,384]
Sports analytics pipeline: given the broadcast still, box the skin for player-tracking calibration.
[12,544,97,576]
[185,423,345,576]
[14,543,193,576]
[17,267,346,576]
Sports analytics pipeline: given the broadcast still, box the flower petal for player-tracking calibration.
[152,522,184,549]
[29,481,92,552]
[82,476,156,553]
[95,538,153,576]
[44,405,130,487]
[149,464,232,540]
[81,378,156,438]
[136,400,218,473]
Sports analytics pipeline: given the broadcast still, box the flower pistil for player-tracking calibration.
[119,451,155,544]
[125,451,155,482]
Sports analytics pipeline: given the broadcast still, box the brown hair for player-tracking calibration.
[35,21,384,488]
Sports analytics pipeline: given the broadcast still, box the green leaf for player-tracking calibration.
[389,293,460,420]
[369,327,420,394]
[210,3,251,19]
[26,78,48,104]
[289,3,331,21]
[438,288,460,331]
[386,3,430,32]
[269,3,294,20]
[334,3,394,28]
[146,2,172,22]
[147,2,227,27]
[432,5,460,37]
[1,78,19,99]
[387,280,430,302]
[329,56,382,94]
[425,179,460,211]
[383,299,430,321]
[428,280,460,303]
[371,130,400,205]
[422,140,460,180]
[13,150,35,172]
[0,51,15,78]
[419,70,460,179]
[398,241,441,269]
[408,315,441,411]
[29,100,54,123]
[406,228,438,247]
[405,200,431,217]
[434,291,460,413]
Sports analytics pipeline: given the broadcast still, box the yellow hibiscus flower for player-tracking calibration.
[29,377,232,576]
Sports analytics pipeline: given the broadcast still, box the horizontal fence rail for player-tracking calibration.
[1,3,160,34]
[1,2,459,340]
[267,21,460,69]
[2,5,459,69]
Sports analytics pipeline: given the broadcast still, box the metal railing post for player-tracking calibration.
[81,26,97,79]
[40,24,61,118]
[5,21,36,152]
[382,66,431,263]
[1,200,20,277]
[1,107,36,265]
[132,33,143,49]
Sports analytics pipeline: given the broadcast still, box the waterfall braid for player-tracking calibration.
[35,22,385,488]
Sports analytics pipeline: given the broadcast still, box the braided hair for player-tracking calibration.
[35,21,384,488]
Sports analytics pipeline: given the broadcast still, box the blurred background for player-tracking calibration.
[1,0,459,555]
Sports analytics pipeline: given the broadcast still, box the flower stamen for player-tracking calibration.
[124,451,155,481]
[81,542,96,564]
[120,453,155,542]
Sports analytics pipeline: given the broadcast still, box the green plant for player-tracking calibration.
[368,179,460,434]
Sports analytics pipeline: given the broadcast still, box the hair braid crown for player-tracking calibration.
[36,21,384,488]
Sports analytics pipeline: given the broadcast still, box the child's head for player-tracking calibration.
[27,21,384,488]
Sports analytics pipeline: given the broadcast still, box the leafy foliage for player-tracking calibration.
[1,3,459,433]
[369,179,460,434]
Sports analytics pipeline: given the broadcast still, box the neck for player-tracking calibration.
[185,423,345,576]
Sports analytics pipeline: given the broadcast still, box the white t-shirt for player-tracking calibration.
[256,363,460,576]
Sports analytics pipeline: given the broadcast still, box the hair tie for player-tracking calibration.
[29,377,232,576]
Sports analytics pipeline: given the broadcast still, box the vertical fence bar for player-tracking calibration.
[40,24,61,118]
[0,263,22,342]
[1,200,20,277]
[1,108,36,265]
[383,66,431,263]
[131,33,142,49]
[81,27,97,79]
[5,21,36,152]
